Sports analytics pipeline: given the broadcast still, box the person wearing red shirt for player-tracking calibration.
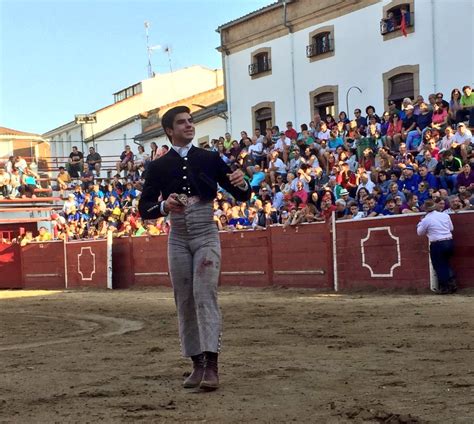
[320,197,337,221]
[336,162,358,196]
[285,121,298,140]
[293,180,308,205]
[386,113,403,151]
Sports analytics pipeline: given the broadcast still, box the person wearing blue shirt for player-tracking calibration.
[381,198,397,215]
[122,182,137,199]
[73,185,85,206]
[418,164,438,189]
[415,182,430,206]
[366,196,384,217]
[249,164,266,191]
[271,185,285,210]
[90,184,104,200]
[105,194,121,210]
[398,165,421,193]
[327,131,344,152]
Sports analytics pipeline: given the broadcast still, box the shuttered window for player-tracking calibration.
[313,92,335,119]
[389,73,414,101]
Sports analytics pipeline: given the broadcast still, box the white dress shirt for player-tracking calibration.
[172,141,194,158]
[417,210,453,242]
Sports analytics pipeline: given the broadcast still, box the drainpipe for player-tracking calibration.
[430,0,437,92]
[218,26,231,134]
[223,51,231,134]
[283,0,297,126]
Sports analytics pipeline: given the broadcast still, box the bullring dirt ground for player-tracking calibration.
[0,288,473,424]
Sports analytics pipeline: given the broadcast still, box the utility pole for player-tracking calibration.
[144,21,154,78]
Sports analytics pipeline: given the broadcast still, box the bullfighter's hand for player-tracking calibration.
[165,193,185,213]
[227,169,246,188]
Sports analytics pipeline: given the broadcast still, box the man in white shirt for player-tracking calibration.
[453,123,472,145]
[316,122,331,142]
[268,151,287,184]
[274,132,291,162]
[288,149,303,174]
[452,123,473,162]
[254,128,265,144]
[357,172,375,194]
[248,136,265,165]
[417,199,456,294]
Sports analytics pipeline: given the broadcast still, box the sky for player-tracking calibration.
[0,0,271,134]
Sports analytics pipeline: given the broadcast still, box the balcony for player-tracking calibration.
[248,59,271,76]
[306,40,334,58]
[380,12,415,35]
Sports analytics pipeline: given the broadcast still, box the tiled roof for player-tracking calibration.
[217,1,281,31]
[0,126,41,137]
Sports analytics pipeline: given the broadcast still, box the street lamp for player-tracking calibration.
[345,86,362,119]
[75,114,97,153]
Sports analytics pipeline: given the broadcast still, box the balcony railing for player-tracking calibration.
[380,12,415,35]
[306,40,334,58]
[248,59,271,76]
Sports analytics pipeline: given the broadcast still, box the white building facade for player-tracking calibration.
[217,0,473,135]
[43,66,225,162]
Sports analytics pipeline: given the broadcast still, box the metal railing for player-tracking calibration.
[248,59,272,76]
[306,39,334,58]
[380,12,414,35]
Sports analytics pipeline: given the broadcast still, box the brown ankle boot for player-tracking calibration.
[200,352,219,390]
[183,354,205,388]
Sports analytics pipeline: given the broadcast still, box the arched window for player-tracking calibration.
[255,107,273,133]
[388,73,414,107]
[307,26,335,62]
[307,32,332,57]
[249,48,272,79]
[381,0,414,39]
[313,92,335,120]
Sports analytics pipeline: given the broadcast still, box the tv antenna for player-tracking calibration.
[144,21,161,78]
[144,21,173,76]
[162,44,173,74]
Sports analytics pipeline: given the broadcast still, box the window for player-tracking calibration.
[388,73,414,107]
[249,48,272,79]
[381,0,415,40]
[255,107,272,133]
[307,26,335,63]
[309,85,339,121]
[251,101,275,134]
[249,53,271,76]
[307,32,333,58]
[313,93,335,120]
[114,82,143,103]
[382,65,419,108]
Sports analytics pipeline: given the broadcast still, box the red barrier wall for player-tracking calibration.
[112,237,134,289]
[220,230,270,286]
[131,235,171,287]
[335,215,430,290]
[3,211,473,291]
[451,212,474,289]
[270,223,333,288]
[66,240,108,288]
[21,241,65,289]
[0,243,22,288]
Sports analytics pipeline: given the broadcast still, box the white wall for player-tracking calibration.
[433,0,474,95]
[49,125,82,160]
[225,0,470,134]
[92,119,143,158]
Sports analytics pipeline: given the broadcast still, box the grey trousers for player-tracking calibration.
[168,201,222,357]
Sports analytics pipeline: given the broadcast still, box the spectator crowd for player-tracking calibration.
[4,84,474,244]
